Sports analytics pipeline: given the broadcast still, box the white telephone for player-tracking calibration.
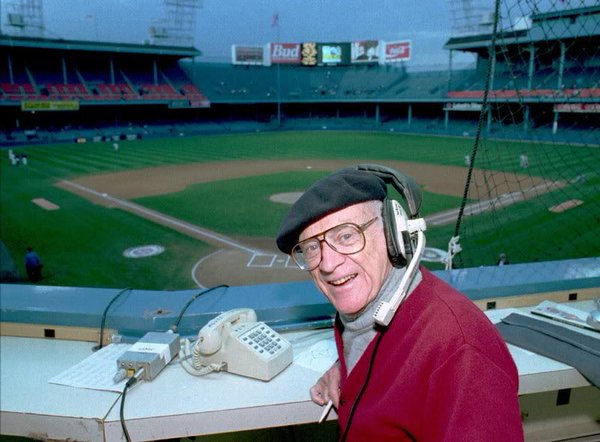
[190,308,293,381]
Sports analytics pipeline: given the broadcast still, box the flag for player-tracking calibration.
[272,13,279,28]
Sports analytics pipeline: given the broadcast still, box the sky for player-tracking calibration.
[0,0,595,68]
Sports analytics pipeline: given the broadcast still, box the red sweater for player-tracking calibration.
[335,268,523,441]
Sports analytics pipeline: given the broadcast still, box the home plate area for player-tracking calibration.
[196,248,308,287]
[247,253,296,269]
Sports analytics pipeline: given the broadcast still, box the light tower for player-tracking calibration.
[148,0,202,47]
[447,0,495,36]
[0,0,44,37]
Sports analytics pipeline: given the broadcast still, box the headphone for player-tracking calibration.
[342,163,427,326]
[344,163,423,267]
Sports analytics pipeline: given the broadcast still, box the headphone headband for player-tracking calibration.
[350,164,422,218]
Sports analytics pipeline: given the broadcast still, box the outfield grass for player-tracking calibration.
[1,131,598,289]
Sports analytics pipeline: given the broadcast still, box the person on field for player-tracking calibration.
[24,247,43,282]
[497,252,510,265]
[276,165,523,441]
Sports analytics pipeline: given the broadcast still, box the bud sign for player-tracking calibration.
[271,43,302,64]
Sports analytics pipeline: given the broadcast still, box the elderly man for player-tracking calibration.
[276,165,523,441]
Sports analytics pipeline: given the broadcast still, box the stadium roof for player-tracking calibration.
[443,4,600,52]
[0,35,201,58]
[530,4,600,23]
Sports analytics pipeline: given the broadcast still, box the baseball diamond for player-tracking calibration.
[56,159,557,288]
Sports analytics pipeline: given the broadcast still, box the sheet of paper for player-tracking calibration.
[531,300,596,331]
[294,339,337,373]
[49,343,131,392]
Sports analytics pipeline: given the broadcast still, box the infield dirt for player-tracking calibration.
[57,159,556,287]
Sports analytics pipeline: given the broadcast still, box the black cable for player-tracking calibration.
[120,379,133,442]
[119,372,141,442]
[170,284,228,333]
[94,287,132,351]
[452,0,501,268]
[339,329,386,442]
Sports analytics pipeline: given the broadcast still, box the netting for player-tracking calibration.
[447,0,599,268]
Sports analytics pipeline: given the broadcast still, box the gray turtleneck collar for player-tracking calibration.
[339,266,422,373]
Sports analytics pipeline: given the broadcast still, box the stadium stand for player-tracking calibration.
[1,5,598,146]
[0,35,213,144]
[0,36,209,106]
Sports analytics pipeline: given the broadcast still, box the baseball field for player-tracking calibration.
[1,130,598,290]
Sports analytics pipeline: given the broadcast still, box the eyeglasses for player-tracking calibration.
[291,217,378,271]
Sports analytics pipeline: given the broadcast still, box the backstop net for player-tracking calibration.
[447,0,599,268]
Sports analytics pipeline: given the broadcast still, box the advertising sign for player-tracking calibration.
[385,40,411,63]
[317,42,351,65]
[232,45,264,65]
[301,42,318,66]
[351,40,380,63]
[444,102,483,111]
[554,103,600,113]
[271,43,302,64]
[21,101,80,111]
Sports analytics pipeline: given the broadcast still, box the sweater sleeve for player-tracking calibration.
[424,344,523,442]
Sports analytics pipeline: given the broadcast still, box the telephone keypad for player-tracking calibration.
[240,324,285,357]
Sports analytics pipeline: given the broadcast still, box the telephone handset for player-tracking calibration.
[196,308,258,354]
[192,308,293,381]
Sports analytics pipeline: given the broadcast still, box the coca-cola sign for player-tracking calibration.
[271,43,301,64]
[385,40,411,62]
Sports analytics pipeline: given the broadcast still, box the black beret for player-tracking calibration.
[276,169,387,254]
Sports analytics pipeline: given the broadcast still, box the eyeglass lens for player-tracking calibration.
[293,223,366,270]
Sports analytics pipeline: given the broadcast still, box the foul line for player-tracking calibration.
[59,180,261,255]
[425,180,564,226]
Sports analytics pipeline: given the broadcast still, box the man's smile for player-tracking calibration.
[329,274,357,286]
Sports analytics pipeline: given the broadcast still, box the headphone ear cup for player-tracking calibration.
[382,199,407,267]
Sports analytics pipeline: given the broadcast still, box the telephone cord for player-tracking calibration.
[179,338,226,376]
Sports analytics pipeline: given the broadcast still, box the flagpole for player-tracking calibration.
[275,13,281,128]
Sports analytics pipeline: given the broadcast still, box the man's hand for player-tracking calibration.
[310,360,341,407]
